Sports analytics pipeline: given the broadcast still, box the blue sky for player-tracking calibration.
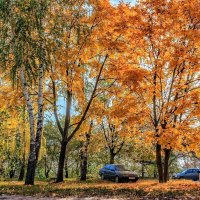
[110,0,137,5]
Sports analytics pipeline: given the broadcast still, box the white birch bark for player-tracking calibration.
[19,67,36,162]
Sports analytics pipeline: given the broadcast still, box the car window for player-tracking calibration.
[187,169,193,173]
[109,165,115,171]
[104,165,110,170]
[115,165,128,171]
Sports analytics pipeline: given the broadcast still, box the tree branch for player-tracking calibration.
[66,54,109,143]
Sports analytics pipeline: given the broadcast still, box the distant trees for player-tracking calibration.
[101,120,125,164]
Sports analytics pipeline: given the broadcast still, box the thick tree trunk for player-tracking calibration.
[65,150,69,178]
[21,66,44,185]
[56,140,67,182]
[163,149,171,183]
[25,156,36,185]
[20,68,36,185]
[156,143,163,183]
[109,151,115,164]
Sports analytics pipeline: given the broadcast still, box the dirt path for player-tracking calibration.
[0,196,200,200]
[1,197,121,200]
[0,197,125,200]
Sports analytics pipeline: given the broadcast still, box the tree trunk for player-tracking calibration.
[141,162,145,178]
[65,150,69,178]
[44,156,51,179]
[35,66,44,162]
[19,106,26,181]
[25,142,36,185]
[80,150,87,181]
[109,151,115,164]
[20,68,36,185]
[65,167,69,179]
[56,140,67,182]
[18,162,25,181]
[163,149,171,183]
[156,143,163,183]
[45,171,49,179]
[9,170,15,179]
[24,66,44,185]
[25,158,36,185]
[80,127,92,181]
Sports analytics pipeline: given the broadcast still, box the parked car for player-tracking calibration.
[173,168,200,181]
[99,164,138,183]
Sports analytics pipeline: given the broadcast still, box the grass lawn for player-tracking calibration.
[0,179,200,199]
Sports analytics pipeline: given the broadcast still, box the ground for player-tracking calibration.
[0,179,200,199]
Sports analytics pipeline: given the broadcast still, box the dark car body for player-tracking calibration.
[99,164,138,183]
[173,168,200,181]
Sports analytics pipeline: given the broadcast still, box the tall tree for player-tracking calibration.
[0,0,49,184]
[48,0,125,182]
[116,0,200,183]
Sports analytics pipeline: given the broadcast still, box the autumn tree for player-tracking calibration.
[101,118,126,164]
[116,0,200,183]
[46,0,129,182]
[0,0,51,184]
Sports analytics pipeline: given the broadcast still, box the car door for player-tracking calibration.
[184,169,193,180]
[104,165,110,178]
[191,169,199,180]
[108,165,116,179]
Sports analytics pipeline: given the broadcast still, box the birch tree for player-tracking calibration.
[0,0,49,185]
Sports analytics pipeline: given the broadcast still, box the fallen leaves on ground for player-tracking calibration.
[0,179,200,199]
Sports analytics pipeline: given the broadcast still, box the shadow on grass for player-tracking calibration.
[0,180,199,199]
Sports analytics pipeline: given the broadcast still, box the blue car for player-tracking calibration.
[173,168,200,181]
[99,164,138,183]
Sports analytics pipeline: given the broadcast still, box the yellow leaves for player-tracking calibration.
[1,179,200,197]
[0,80,23,111]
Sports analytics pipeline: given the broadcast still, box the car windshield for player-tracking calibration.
[181,169,188,173]
[116,165,129,171]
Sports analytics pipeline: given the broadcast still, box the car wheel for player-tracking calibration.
[132,177,139,182]
[115,176,120,183]
[179,176,183,179]
[101,174,105,180]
